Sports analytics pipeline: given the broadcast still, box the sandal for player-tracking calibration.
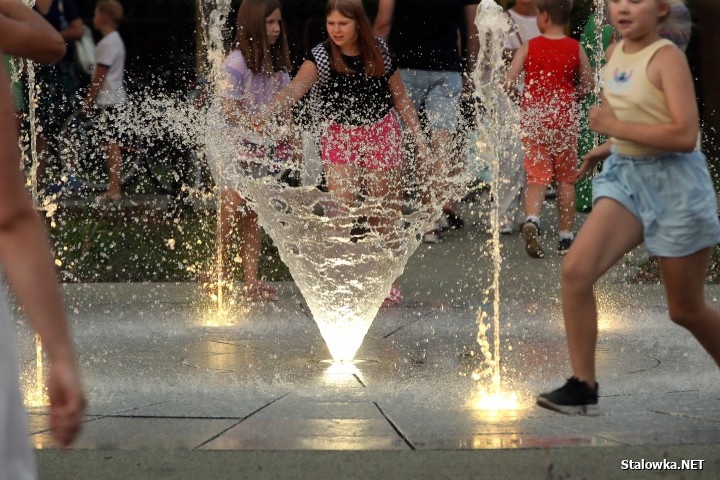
[382,287,402,307]
[245,281,278,302]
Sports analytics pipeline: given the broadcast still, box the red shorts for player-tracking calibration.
[320,111,402,171]
[522,128,578,185]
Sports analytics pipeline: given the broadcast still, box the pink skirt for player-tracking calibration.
[320,111,402,171]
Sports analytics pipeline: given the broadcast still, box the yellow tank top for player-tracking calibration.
[603,39,675,156]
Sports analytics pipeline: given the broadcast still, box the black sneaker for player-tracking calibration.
[556,237,573,256]
[537,377,600,416]
[521,220,544,258]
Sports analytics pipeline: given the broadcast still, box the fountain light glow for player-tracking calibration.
[23,334,48,407]
[324,361,361,376]
[323,360,369,386]
[473,380,522,415]
[316,315,372,362]
[200,302,249,327]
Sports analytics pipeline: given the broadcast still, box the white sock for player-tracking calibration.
[559,231,574,241]
[525,215,540,226]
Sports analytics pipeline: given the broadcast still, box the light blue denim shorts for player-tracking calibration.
[399,69,462,131]
[592,149,720,257]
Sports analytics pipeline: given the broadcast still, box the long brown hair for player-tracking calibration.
[236,0,291,75]
[326,0,385,77]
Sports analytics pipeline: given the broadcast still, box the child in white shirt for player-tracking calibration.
[84,0,126,203]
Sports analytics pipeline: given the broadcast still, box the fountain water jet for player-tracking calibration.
[468,0,610,411]
[468,0,525,410]
[22,334,48,407]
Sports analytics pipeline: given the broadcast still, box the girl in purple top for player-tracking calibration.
[204,0,292,302]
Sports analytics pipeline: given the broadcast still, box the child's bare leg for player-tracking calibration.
[556,182,576,232]
[106,142,122,198]
[238,205,261,287]
[325,163,360,216]
[660,248,720,367]
[524,183,546,218]
[561,198,643,386]
[416,129,453,212]
[218,189,242,276]
[365,166,402,237]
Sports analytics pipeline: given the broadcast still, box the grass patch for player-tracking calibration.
[632,245,720,284]
[47,204,291,283]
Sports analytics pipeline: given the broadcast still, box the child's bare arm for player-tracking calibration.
[266,60,318,116]
[504,42,527,100]
[388,70,424,142]
[388,71,431,163]
[576,140,611,180]
[373,0,394,40]
[0,60,85,448]
[83,65,109,108]
[0,0,65,63]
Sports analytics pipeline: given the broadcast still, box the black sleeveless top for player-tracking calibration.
[308,39,397,126]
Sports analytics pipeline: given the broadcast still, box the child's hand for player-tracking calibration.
[415,137,432,165]
[588,94,618,137]
[575,143,609,181]
[47,358,86,447]
[575,158,596,181]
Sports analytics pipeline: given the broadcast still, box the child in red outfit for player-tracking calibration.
[507,0,592,258]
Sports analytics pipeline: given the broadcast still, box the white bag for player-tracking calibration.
[74,25,96,75]
[58,0,95,74]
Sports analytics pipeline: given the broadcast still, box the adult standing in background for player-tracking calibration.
[374,0,479,244]
[502,0,541,62]
[33,0,84,193]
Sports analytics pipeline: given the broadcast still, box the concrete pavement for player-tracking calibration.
[17,196,720,479]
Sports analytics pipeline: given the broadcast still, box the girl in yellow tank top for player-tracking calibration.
[536,0,720,416]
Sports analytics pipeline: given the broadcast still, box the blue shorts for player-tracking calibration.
[593,150,720,257]
[399,69,462,131]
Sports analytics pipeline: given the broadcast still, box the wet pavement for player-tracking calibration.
[15,199,720,478]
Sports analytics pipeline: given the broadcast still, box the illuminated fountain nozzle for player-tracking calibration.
[23,334,49,407]
[323,360,371,386]
[316,316,370,362]
[324,361,361,376]
[474,384,521,412]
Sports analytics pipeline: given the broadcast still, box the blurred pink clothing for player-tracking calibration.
[320,111,402,171]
